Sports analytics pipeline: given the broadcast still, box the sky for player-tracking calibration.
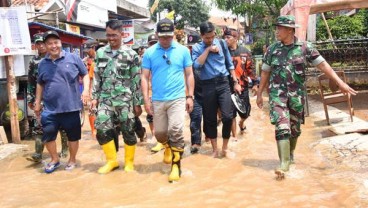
[125,0,235,18]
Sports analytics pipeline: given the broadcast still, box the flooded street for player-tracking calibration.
[0,96,367,208]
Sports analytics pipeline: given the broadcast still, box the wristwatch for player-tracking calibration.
[186,95,194,100]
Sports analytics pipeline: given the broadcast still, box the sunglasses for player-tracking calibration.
[162,52,171,65]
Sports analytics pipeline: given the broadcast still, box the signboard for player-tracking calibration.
[65,0,108,28]
[244,33,253,45]
[83,0,116,12]
[0,55,26,78]
[65,23,81,34]
[0,6,32,56]
[123,20,134,45]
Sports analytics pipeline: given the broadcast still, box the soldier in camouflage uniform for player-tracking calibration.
[26,33,69,163]
[256,15,357,180]
[91,20,143,174]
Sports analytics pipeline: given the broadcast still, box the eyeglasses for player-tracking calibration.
[106,33,119,38]
[162,52,171,65]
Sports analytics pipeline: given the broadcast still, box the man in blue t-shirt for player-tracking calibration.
[34,30,90,174]
[141,18,194,182]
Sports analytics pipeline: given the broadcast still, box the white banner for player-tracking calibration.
[123,20,134,45]
[85,0,117,13]
[0,55,26,78]
[0,6,32,56]
[65,0,108,28]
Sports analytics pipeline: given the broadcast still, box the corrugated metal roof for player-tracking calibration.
[28,22,93,40]
[11,0,50,10]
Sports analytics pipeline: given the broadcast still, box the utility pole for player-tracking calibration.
[0,0,22,144]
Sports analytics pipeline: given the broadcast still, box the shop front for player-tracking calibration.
[0,22,92,140]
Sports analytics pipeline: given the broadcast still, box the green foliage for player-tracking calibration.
[317,9,367,40]
[213,0,287,54]
[252,38,266,55]
[214,0,287,17]
[149,0,210,29]
[363,9,368,36]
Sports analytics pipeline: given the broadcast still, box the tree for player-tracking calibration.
[149,0,210,29]
[316,9,367,40]
[213,0,287,31]
[213,0,288,54]
[361,9,368,36]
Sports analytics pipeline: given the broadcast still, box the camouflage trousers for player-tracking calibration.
[269,96,303,141]
[95,101,136,146]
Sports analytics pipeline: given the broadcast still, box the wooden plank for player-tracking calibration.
[345,129,368,134]
[0,126,8,144]
[5,56,21,144]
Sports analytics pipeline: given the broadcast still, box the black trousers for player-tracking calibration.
[202,76,233,139]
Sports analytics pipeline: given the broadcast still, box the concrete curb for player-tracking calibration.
[0,143,29,161]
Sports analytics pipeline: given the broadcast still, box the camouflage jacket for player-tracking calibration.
[92,44,143,106]
[27,54,45,104]
[262,37,325,102]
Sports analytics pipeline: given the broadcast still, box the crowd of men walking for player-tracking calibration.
[27,15,356,182]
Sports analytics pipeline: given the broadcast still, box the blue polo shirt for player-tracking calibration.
[192,38,234,80]
[142,41,192,101]
[37,51,87,113]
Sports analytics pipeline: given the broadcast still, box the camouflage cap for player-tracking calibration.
[32,33,44,43]
[274,15,300,28]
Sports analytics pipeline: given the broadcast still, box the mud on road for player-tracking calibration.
[0,95,367,207]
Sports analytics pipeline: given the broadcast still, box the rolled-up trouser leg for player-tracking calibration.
[218,81,233,139]
[202,82,219,139]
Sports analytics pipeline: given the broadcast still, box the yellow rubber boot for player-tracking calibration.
[124,144,136,172]
[168,147,184,183]
[151,142,164,153]
[163,143,172,164]
[98,140,119,174]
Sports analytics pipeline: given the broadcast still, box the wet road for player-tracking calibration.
[0,97,367,207]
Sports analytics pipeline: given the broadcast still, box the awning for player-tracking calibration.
[28,22,92,40]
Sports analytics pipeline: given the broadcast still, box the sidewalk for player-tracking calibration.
[307,95,368,201]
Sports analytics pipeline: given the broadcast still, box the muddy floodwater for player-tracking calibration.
[0,97,367,207]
